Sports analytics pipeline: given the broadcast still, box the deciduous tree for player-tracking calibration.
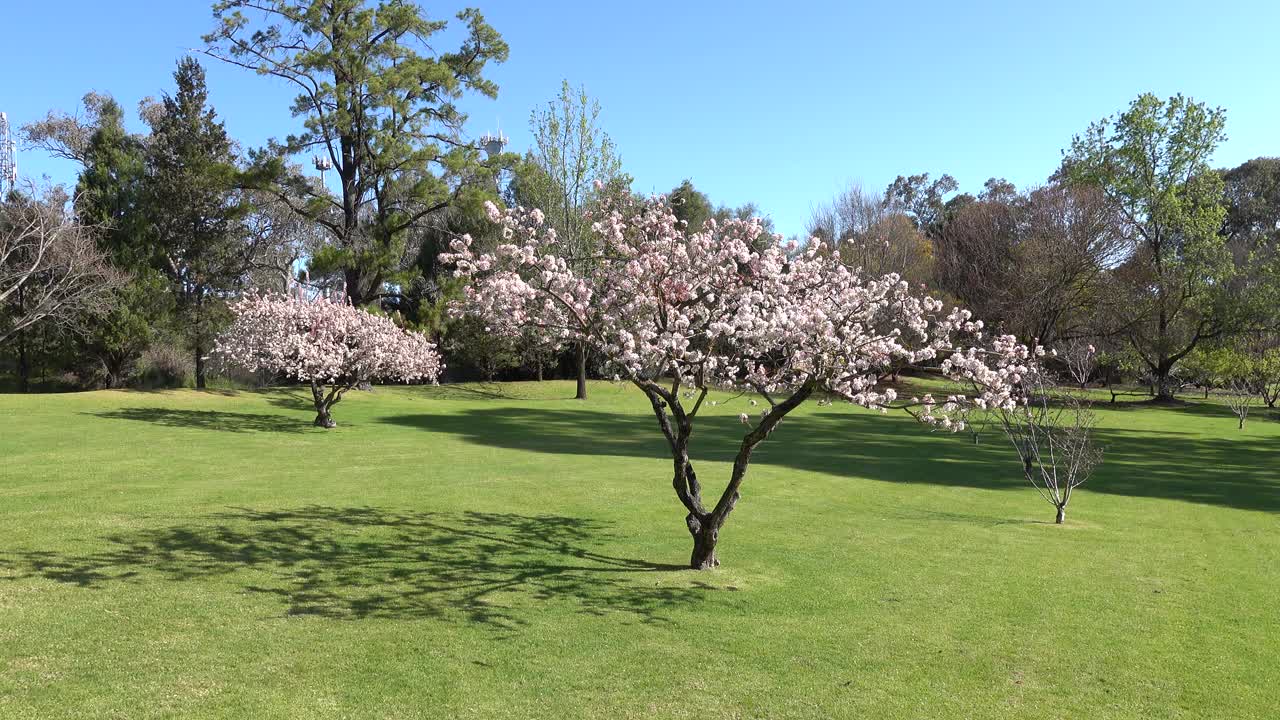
[1063,93,1232,398]
[513,80,626,399]
[215,290,441,427]
[445,192,1035,569]
[1,185,117,347]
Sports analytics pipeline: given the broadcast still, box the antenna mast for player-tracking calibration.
[0,112,16,196]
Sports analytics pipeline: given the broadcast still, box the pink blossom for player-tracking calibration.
[215,291,442,427]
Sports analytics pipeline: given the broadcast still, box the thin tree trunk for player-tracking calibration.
[1055,505,1066,524]
[194,286,207,389]
[195,341,206,390]
[17,328,29,393]
[574,342,587,399]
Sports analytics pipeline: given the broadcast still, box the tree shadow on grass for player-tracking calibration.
[382,407,1280,514]
[89,408,314,433]
[8,506,708,631]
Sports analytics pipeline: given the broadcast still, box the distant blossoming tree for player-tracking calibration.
[445,191,1038,569]
[216,291,442,428]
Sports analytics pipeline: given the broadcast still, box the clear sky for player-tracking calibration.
[4,0,1278,237]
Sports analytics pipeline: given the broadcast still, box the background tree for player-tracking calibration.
[73,272,174,388]
[1221,157,1280,336]
[1,184,118,389]
[21,94,179,389]
[243,182,327,293]
[216,290,442,427]
[1062,93,1233,398]
[513,79,626,399]
[20,92,119,167]
[808,181,932,285]
[204,0,509,308]
[883,172,958,239]
[144,57,252,388]
[935,181,1123,346]
[668,179,713,231]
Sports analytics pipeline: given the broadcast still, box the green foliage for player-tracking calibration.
[1062,93,1232,394]
[206,0,509,307]
[75,98,152,269]
[441,314,521,381]
[515,80,627,265]
[145,57,251,386]
[74,270,175,388]
[669,179,713,230]
[884,172,958,238]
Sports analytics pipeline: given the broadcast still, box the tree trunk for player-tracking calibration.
[16,285,29,393]
[574,343,587,399]
[1239,415,1245,430]
[195,342,206,390]
[536,362,543,382]
[1055,505,1066,524]
[310,381,337,428]
[687,514,719,570]
[17,328,30,393]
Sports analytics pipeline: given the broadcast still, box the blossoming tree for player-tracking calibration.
[445,192,1038,569]
[216,291,442,428]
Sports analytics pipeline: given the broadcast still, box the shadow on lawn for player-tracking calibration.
[9,506,706,630]
[90,407,314,433]
[382,407,1280,514]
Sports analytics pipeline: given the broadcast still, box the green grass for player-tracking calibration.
[1,381,1277,719]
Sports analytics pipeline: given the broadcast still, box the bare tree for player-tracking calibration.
[936,182,1126,346]
[1,183,118,347]
[241,187,328,292]
[996,370,1103,523]
[1061,340,1098,389]
[808,181,932,285]
[1225,379,1255,430]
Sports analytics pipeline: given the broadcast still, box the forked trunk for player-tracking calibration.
[310,381,338,429]
[687,513,720,570]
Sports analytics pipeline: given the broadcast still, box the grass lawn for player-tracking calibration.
[1,380,1277,719]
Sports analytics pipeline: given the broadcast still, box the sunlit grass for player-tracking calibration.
[1,380,1277,718]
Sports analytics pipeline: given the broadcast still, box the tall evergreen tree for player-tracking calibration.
[204,0,509,308]
[144,57,250,388]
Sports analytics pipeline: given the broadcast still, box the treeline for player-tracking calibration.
[2,2,1278,401]
[804,96,1279,402]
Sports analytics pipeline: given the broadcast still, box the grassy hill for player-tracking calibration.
[1,381,1277,718]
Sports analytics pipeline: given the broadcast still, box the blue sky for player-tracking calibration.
[4,1,1278,237]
